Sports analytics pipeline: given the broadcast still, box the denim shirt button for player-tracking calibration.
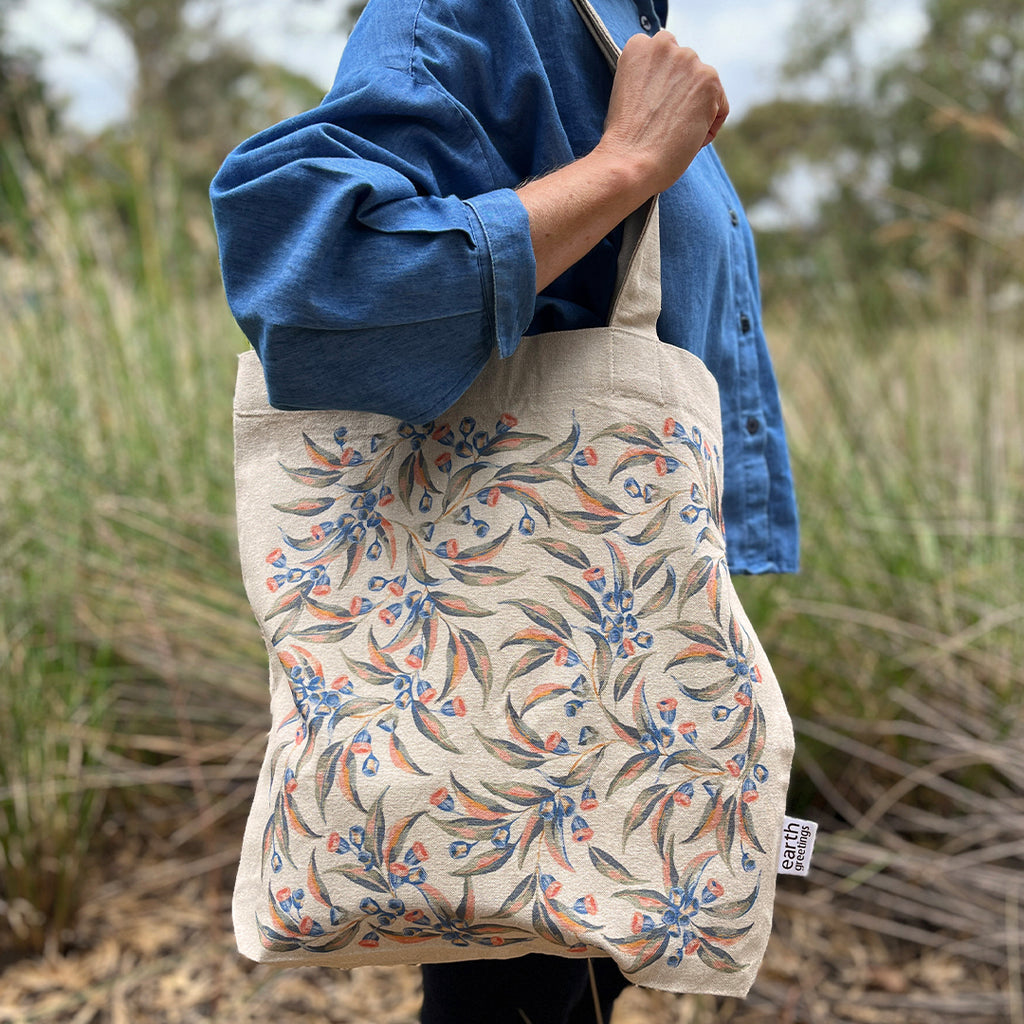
[729,208,740,227]
[739,313,752,334]
[639,14,653,30]
[746,417,760,435]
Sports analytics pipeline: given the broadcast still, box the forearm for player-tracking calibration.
[516,145,654,293]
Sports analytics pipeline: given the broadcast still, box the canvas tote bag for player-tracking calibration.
[231,1,794,997]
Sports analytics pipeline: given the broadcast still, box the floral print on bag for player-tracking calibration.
[238,407,791,988]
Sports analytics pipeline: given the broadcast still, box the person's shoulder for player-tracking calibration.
[342,0,546,82]
[353,0,545,50]
[410,0,543,47]
[351,0,537,36]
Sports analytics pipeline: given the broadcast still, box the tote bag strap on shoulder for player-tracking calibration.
[569,0,663,339]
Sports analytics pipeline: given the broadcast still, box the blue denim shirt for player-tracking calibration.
[211,0,799,574]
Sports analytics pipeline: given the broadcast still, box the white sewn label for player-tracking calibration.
[777,816,817,876]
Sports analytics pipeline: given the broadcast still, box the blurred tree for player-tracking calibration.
[0,2,55,133]
[0,1,62,249]
[720,0,1024,321]
[877,0,1024,299]
[45,0,333,288]
[85,0,325,174]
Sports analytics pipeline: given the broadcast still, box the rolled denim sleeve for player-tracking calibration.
[211,62,537,423]
[466,190,536,360]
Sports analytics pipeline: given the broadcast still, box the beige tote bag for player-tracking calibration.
[231,2,794,997]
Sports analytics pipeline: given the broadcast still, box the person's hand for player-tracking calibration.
[596,31,729,195]
[516,31,728,291]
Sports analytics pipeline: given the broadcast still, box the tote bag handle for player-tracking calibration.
[569,0,663,337]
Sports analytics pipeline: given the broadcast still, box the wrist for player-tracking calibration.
[515,139,661,293]
[584,140,660,214]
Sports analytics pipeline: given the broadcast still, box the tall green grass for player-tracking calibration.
[739,298,1023,721]
[1,126,1021,961]
[0,129,263,950]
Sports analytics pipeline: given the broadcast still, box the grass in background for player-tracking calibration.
[1,124,1021,1012]
[741,296,1023,723]
[0,127,263,951]
[736,300,1024,1010]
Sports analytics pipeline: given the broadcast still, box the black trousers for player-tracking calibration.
[420,954,629,1024]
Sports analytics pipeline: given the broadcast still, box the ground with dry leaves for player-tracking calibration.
[0,839,1011,1024]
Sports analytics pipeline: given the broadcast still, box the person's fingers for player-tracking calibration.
[704,92,729,146]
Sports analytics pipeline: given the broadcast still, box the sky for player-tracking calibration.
[10,0,928,133]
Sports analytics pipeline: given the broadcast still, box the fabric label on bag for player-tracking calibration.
[777,816,817,876]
